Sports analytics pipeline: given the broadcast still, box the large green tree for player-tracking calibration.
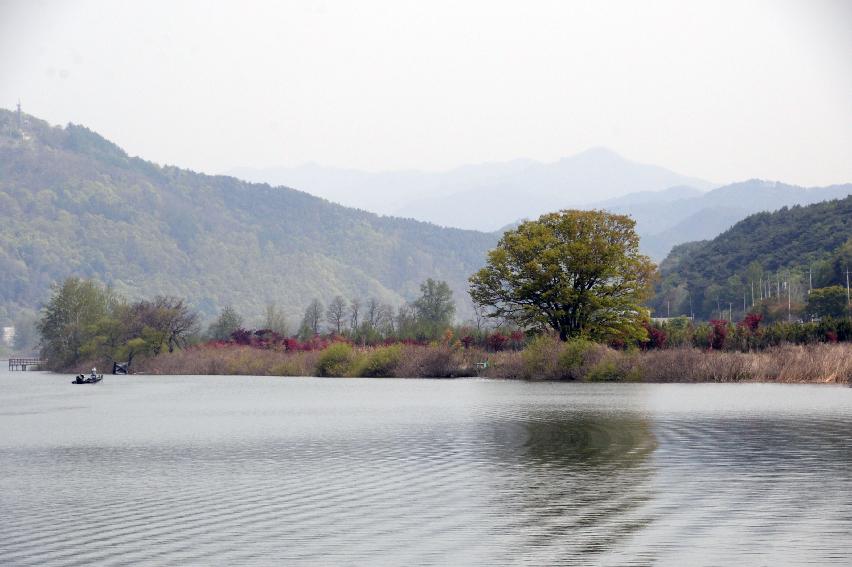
[469,210,655,342]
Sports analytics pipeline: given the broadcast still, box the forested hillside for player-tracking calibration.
[603,179,852,260]
[0,109,498,325]
[650,197,852,320]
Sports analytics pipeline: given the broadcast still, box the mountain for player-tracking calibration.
[649,196,852,319]
[227,159,538,221]
[600,179,852,260]
[234,154,851,264]
[0,109,499,324]
[228,148,715,231]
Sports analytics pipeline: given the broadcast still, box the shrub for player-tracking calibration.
[315,343,356,377]
[709,320,728,350]
[521,334,563,379]
[740,312,762,332]
[642,322,668,349]
[664,317,694,347]
[558,337,595,379]
[487,332,509,351]
[393,345,466,378]
[353,345,402,377]
[587,358,623,382]
[692,323,712,349]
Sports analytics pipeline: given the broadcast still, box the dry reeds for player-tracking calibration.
[132,341,852,383]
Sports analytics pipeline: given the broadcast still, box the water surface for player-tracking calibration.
[1,369,850,565]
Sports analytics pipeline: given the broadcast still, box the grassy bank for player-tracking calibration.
[132,339,852,384]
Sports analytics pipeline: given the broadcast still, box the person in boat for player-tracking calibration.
[90,367,98,380]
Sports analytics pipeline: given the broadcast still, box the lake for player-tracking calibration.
[1,369,850,565]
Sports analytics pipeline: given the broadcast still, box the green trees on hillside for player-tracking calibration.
[651,199,852,320]
[469,210,655,341]
[807,286,849,319]
[0,108,497,324]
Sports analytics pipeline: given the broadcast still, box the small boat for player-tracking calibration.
[72,374,103,384]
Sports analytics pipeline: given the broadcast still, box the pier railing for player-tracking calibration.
[8,357,45,371]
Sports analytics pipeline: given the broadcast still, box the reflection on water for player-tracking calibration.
[0,373,850,566]
[496,413,658,563]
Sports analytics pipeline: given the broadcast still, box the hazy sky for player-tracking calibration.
[1,0,850,186]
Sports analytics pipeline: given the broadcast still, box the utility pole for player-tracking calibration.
[787,277,791,322]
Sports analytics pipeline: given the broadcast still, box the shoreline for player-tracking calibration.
[108,341,852,384]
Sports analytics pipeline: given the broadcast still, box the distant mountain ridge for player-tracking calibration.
[600,179,852,260]
[231,156,852,263]
[228,148,716,231]
[0,109,498,323]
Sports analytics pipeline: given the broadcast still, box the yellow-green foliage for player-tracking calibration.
[586,358,623,382]
[352,345,402,377]
[518,335,597,380]
[469,209,655,344]
[558,337,594,378]
[585,352,643,382]
[315,343,357,377]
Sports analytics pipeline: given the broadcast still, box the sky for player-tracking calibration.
[1,0,851,186]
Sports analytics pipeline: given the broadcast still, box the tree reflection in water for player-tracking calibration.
[475,410,659,564]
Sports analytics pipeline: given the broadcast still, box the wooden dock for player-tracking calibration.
[8,357,45,371]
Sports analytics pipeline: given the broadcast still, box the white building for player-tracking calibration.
[2,326,15,346]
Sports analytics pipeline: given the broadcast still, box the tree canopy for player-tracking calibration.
[807,286,849,319]
[412,278,456,338]
[38,277,199,370]
[469,210,655,341]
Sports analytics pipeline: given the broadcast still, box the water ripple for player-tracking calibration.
[0,376,850,565]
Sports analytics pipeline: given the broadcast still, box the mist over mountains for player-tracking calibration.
[229,153,851,261]
[228,148,716,232]
[603,180,852,260]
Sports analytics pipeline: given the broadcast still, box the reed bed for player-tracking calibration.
[132,341,852,384]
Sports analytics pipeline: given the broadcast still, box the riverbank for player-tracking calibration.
[130,340,852,384]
